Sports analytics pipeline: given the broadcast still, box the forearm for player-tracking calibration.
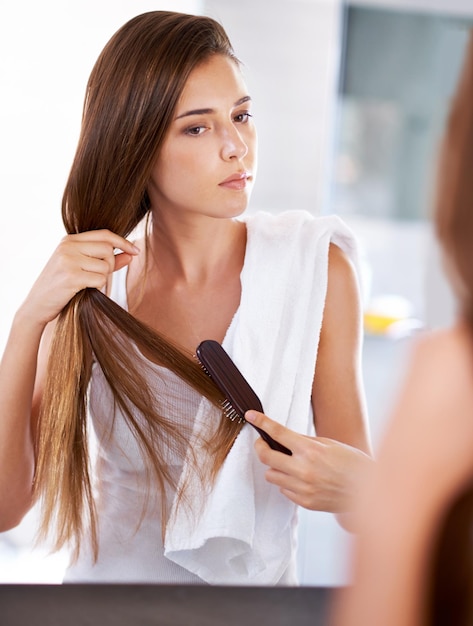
[0,231,138,530]
[0,307,46,529]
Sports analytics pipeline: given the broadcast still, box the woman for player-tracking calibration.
[0,11,370,584]
[332,32,473,626]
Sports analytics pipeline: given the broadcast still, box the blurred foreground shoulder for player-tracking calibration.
[407,322,473,407]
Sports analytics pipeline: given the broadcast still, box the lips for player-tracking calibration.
[219,172,251,190]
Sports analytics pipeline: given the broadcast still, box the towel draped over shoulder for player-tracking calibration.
[164,210,360,585]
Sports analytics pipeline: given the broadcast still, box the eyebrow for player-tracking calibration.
[175,95,252,120]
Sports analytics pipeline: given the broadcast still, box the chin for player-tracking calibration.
[226,196,253,218]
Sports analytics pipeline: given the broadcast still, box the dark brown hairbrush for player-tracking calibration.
[196,339,292,455]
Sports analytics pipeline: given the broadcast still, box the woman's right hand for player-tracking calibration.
[20,229,139,326]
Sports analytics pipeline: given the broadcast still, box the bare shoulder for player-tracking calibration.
[381,322,473,490]
[415,322,472,355]
[325,242,360,307]
[321,242,361,339]
[327,242,358,286]
[408,323,473,396]
[398,323,473,418]
[408,324,473,440]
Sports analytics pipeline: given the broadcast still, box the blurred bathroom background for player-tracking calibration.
[1,0,472,586]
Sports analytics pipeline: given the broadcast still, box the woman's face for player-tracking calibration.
[148,54,257,221]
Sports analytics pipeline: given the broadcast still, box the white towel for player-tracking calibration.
[164,210,360,585]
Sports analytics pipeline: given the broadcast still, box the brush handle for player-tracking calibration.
[250,424,293,456]
[196,340,292,456]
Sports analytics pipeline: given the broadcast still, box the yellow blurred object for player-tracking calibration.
[364,312,404,335]
[363,294,416,336]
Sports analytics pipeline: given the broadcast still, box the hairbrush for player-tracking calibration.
[196,339,292,455]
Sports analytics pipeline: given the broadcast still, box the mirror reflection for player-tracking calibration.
[0,0,471,589]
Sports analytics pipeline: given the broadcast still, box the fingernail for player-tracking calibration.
[131,244,140,254]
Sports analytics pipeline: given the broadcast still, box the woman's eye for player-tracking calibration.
[234,112,253,124]
[185,126,206,136]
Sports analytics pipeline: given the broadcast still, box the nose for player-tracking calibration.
[221,124,248,161]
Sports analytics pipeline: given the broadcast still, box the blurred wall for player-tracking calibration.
[352,0,473,17]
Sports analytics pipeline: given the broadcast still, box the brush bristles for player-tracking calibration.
[222,399,244,423]
[196,355,245,423]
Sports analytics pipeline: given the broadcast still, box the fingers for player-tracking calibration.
[23,230,140,325]
[62,231,139,269]
[245,410,302,458]
[71,229,140,257]
[245,409,289,441]
[245,409,354,511]
[59,231,139,277]
[114,252,134,272]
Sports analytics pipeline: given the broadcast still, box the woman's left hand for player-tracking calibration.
[245,410,372,517]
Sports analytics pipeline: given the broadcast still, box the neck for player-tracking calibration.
[147,212,246,286]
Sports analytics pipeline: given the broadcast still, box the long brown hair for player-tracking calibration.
[435,32,473,327]
[427,32,473,626]
[33,11,244,560]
